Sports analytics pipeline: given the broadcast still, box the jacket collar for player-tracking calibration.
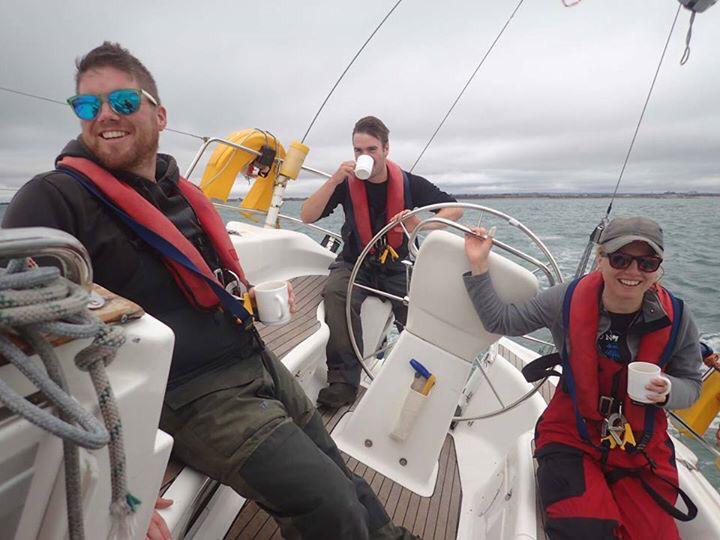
[55,137,179,186]
[598,285,671,335]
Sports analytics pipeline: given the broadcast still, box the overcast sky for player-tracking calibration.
[1,0,718,199]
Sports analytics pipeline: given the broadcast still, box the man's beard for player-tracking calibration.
[87,128,159,178]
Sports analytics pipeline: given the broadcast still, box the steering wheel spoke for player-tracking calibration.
[353,283,408,305]
[476,355,507,409]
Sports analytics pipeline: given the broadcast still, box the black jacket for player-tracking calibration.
[2,139,256,387]
[319,171,456,268]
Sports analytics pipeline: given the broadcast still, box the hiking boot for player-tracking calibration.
[317,383,358,408]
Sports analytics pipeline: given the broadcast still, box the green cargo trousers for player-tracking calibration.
[160,344,413,539]
[323,262,409,388]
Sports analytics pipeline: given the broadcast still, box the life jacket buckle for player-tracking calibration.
[598,395,615,417]
[600,412,636,451]
[378,245,399,265]
[216,268,242,295]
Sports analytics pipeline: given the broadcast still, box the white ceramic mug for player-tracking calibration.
[254,281,291,325]
[627,361,672,404]
[354,154,374,180]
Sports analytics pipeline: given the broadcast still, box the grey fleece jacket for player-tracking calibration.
[463,272,703,410]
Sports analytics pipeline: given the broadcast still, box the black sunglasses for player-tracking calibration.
[605,251,662,273]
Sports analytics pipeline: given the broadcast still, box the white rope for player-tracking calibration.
[0,259,137,539]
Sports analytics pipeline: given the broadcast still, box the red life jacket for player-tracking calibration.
[348,160,406,252]
[536,271,680,463]
[57,156,249,312]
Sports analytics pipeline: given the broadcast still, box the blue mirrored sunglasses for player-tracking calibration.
[66,88,158,121]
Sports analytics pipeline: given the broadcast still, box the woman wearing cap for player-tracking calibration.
[463,217,702,540]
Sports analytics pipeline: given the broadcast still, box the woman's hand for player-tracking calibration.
[464,226,495,275]
[645,376,670,404]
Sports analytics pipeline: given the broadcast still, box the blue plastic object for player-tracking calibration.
[409,359,432,379]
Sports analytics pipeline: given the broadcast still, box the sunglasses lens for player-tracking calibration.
[108,89,141,115]
[70,95,100,120]
[638,257,661,272]
[608,253,632,269]
[607,252,661,272]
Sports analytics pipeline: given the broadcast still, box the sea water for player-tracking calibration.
[2,196,719,487]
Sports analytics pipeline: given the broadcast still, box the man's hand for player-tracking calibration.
[464,226,495,275]
[287,281,296,314]
[247,281,296,314]
[390,209,421,234]
[146,497,173,540]
[300,161,354,223]
[330,161,356,186]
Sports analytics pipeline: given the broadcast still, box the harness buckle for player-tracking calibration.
[378,245,399,265]
[215,268,242,295]
[598,395,615,417]
[600,412,636,451]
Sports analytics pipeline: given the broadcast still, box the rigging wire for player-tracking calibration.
[680,11,696,65]
[0,85,66,105]
[300,0,404,144]
[164,127,207,140]
[605,3,682,217]
[573,4,683,279]
[409,0,527,173]
[0,85,207,140]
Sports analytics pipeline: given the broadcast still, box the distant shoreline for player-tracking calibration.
[7,192,713,205]
[2,192,715,205]
[277,192,720,202]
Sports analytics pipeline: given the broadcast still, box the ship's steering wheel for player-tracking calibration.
[345,202,564,421]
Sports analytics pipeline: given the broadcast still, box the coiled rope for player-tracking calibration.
[0,259,137,539]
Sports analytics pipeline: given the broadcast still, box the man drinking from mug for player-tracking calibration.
[301,116,463,408]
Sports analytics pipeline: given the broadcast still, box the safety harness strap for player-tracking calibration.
[634,293,684,451]
[521,352,562,383]
[560,277,596,444]
[605,466,697,522]
[60,167,254,325]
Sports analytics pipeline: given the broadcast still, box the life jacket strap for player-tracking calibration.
[605,462,698,522]
[521,352,562,383]
[59,167,254,325]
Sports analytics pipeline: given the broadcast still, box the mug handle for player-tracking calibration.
[273,295,284,320]
[658,375,672,398]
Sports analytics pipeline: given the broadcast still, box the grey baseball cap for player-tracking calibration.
[599,217,664,257]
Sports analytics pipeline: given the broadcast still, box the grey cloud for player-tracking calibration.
[1,0,719,198]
